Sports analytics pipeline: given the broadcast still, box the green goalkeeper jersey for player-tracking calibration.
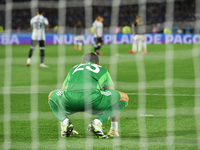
[63,62,114,92]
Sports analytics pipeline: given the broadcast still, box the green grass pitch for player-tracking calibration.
[0,44,199,150]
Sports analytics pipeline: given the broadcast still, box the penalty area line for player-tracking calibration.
[1,92,200,97]
[127,93,200,97]
[140,114,154,117]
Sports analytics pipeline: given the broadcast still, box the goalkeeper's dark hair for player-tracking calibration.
[83,53,99,64]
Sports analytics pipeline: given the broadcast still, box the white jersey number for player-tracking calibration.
[56,90,63,96]
[72,63,101,74]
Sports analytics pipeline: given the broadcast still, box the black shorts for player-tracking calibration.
[95,37,103,44]
[31,40,46,47]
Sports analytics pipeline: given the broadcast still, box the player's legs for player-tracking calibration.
[27,40,38,66]
[96,90,129,123]
[48,90,77,137]
[60,118,74,137]
[77,35,83,50]
[78,41,82,50]
[133,35,139,52]
[48,90,67,121]
[107,114,120,137]
[97,43,102,55]
[39,40,48,67]
[74,36,78,50]
[138,40,142,52]
[88,90,129,138]
[129,35,138,54]
[97,38,102,50]
[106,91,129,137]
[94,37,99,54]
[97,37,103,55]
[60,118,78,137]
[40,47,45,64]
[141,35,147,54]
[94,37,103,55]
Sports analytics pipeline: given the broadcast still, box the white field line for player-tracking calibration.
[1,90,199,97]
[127,93,200,97]
[0,48,199,67]
[1,78,199,90]
[140,114,154,117]
[115,48,200,61]
[1,83,199,92]
[0,106,199,123]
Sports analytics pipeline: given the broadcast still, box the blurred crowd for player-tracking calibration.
[0,0,198,33]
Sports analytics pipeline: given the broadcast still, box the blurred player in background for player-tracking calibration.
[26,8,49,67]
[48,53,129,138]
[93,15,103,55]
[74,21,84,51]
[129,14,147,54]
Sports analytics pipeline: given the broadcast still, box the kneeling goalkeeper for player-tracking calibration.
[48,53,129,138]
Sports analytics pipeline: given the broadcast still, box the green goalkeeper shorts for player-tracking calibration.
[50,89,121,115]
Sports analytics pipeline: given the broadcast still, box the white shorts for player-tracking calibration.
[134,34,145,42]
[75,35,83,41]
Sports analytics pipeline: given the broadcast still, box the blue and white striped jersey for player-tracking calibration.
[30,15,49,40]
